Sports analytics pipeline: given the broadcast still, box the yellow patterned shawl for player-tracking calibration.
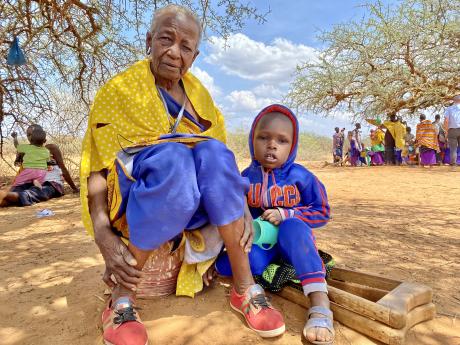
[80,59,226,234]
[80,59,227,297]
[383,121,406,149]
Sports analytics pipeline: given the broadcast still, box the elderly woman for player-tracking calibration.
[81,5,286,345]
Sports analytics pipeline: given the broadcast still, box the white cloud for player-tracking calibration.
[298,117,315,129]
[252,84,284,99]
[205,34,318,83]
[191,34,351,135]
[329,110,356,121]
[190,66,222,99]
[225,90,275,114]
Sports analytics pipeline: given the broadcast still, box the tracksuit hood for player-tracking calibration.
[248,104,299,171]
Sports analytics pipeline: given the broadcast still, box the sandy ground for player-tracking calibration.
[1,164,459,345]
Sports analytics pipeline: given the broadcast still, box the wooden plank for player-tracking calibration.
[377,282,433,329]
[328,285,391,325]
[330,267,401,291]
[331,302,436,345]
[327,278,388,302]
[278,286,436,345]
[332,302,405,345]
[279,286,391,327]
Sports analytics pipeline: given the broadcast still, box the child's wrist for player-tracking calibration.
[276,207,290,221]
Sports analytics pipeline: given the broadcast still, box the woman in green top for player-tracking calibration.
[12,127,50,188]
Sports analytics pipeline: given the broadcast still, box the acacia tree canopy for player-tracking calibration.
[287,0,460,121]
[0,0,267,156]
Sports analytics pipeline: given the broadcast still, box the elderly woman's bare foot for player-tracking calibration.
[202,264,217,287]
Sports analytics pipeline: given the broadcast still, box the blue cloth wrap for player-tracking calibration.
[119,139,248,250]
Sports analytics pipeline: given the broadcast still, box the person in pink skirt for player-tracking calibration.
[11,127,50,188]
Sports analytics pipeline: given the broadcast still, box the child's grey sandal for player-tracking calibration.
[302,306,335,345]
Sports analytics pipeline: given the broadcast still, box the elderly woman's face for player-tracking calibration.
[147,13,200,83]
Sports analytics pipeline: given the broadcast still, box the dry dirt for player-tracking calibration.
[1,164,459,345]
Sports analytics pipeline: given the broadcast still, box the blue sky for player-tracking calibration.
[190,0,397,136]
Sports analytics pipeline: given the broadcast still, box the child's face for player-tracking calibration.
[253,113,293,170]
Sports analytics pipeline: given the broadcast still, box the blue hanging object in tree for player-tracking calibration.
[7,37,26,66]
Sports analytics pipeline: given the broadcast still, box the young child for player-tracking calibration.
[217,104,334,344]
[11,127,50,188]
[403,126,415,165]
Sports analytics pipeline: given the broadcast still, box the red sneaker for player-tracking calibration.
[230,284,285,338]
[102,297,148,345]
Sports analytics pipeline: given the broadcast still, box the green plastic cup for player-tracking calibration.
[253,217,279,250]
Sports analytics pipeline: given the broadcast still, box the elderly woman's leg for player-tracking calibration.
[217,217,255,292]
[193,140,254,291]
[193,139,285,337]
[102,142,203,345]
[127,142,201,250]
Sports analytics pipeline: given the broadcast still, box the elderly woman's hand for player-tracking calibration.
[239,201,254,253]
[96,230,143,290]
[88,170,143,290]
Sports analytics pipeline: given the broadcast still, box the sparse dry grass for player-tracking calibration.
[0,132,331,186]
[227,131,330,162]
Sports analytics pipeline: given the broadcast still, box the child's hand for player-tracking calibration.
[261,209,282,226]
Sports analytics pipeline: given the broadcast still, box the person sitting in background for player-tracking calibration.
[415,114,439,168]
[11,127,49,188]
[0,124,79,207]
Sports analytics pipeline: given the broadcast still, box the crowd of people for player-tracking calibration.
[332,95,460,168]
